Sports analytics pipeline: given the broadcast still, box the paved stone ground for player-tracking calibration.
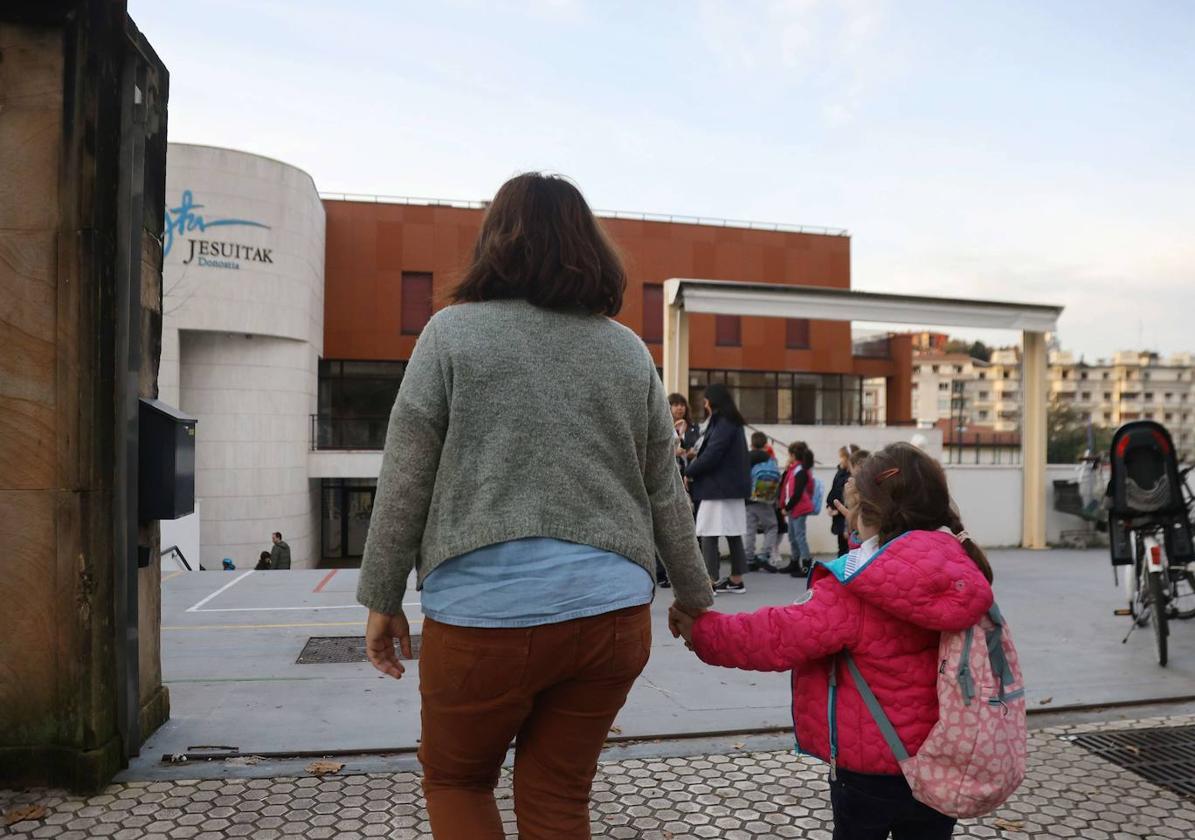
[4,714,1195,839]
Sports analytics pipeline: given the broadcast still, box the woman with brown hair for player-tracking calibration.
[356,172,712,839]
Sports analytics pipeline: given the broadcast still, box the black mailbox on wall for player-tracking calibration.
[139,398,196,521]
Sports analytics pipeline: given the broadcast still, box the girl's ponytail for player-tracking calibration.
[946,509,993,583]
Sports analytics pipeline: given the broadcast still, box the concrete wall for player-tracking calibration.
[179,331,317,568]
[161,145,325,569]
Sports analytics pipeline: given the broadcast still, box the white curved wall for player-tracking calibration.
[160,144,325,569]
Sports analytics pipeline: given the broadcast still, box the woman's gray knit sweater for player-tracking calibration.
[356,299,714,615]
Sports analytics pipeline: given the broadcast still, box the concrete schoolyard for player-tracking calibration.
[129,548,1195,778]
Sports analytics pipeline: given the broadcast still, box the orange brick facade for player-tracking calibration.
[322,200,912,424]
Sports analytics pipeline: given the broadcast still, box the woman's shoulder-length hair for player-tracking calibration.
[450,172,626,316]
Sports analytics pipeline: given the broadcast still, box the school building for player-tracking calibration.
[159,144,913,569]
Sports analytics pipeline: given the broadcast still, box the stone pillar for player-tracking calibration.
[0,1,169,790]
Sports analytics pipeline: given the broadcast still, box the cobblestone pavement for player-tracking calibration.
[4,714,1194,839]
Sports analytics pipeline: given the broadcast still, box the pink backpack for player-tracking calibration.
[830,604,1027,819]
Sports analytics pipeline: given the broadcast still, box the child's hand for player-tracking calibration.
[668,603,703,649]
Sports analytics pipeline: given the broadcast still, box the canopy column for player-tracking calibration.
[662,279,689,397]
[1021,330,1048,549]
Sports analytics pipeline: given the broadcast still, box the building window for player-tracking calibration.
[979,410,989,420]
[642,284,663,344]
[715,315,741,347]
[939,382,950,391]
[978,372,987,379]
[1104,392,1112,400]
[786,318,811,349]
[1081,392,1091,400]
[1062,370,1070,379]
[316,360,407,449]
[1145,392,1154,400]
[1104,413,1112,422]
[400,271,433,335]
[1103,372,1110,380]
[979,391,989,399]
[688,370,863,425]
[1080,372,1089,380]
[932,365,940,373]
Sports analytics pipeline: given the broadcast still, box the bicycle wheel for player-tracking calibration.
[1149,570,1169,666]
[1173,569,1195,620]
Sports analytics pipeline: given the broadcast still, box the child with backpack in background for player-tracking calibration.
[671,442,1026,839]
[746,431,782,573]
[779,441,816,577]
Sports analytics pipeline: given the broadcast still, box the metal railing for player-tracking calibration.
[311,414,389,451]
[319,192,849,237]
[162,545,192,571]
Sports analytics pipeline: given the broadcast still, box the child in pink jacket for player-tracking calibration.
[671,443,995,839]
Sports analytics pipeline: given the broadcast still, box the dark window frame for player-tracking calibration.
[642,284,664,344]
[400,271,434,336]
[715,315,742,347]
[786,318,811,349]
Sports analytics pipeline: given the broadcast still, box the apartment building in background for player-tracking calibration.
[1050,351,1195,459]
[909,343,1195,463]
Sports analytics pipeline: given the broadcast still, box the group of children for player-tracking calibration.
[745,434,871,578]
[672,441,1012,839]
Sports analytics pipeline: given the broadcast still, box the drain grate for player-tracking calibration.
[1070,724,1195,799]
[296,635,422,664]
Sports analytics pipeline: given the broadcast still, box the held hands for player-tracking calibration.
[365,609,413,679]
[668,603,704,650]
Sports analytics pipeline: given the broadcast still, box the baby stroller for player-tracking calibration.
[1107,420,1195,665]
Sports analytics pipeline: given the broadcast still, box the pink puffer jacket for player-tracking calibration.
[690,530,994,775]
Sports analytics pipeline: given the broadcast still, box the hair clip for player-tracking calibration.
[955,530,972,544]
[875,467,900,484]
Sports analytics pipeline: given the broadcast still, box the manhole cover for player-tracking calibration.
[296,635,422,664]
[1070,724,1195,799]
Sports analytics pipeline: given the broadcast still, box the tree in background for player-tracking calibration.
[942,338,992,362]
[1048,395,1113,463]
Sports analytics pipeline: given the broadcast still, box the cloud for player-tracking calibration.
[695,0,889,123]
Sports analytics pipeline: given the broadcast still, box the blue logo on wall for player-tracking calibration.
[164,190,273,269]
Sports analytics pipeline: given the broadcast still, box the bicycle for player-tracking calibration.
[1109,421,1195,667]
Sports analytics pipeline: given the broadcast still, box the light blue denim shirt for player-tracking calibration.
[421,538,654,628]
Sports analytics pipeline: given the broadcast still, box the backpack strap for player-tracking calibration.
[985,603,1015,696]
[958,628,976,706]
[841,652,911,763]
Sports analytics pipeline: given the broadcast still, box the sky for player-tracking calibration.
[129,0,1195,360]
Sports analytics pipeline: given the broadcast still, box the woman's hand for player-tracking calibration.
[365,609,413,679]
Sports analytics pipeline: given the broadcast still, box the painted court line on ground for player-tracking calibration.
[162,620,369,631]
[161,570,185,583]
[190,601,421,614]
[185,570,255,613]
[313,569,338,593]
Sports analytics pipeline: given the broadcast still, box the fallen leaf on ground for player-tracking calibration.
[1038,696,1053,705]
[225,755,265,766]
[992,817,1025,831]
[731,742,745,750]
[608,725,622,735]
[305,760,344,776]
[4,805,47,826]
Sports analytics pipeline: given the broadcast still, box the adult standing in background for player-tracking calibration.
[685,383,752,594]
[270,532,291,570]
[668,393,700,471]
[826,445,855,557]
[658,392,701,588]
[355,172,712,840]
